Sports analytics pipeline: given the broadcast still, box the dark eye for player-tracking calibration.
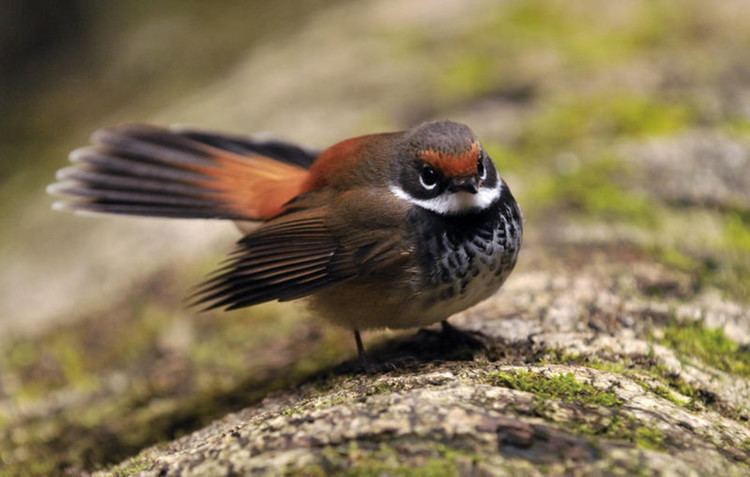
[419,166,439,190]
[477,155,486,180]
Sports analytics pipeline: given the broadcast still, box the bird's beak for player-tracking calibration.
[448,176,479,194]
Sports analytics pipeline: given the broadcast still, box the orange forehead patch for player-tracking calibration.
[418,142,480,177]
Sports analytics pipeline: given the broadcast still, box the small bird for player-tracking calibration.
[49,120,522,365]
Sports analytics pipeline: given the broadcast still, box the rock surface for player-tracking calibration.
[2,0,750,475]
[107,246,750,476]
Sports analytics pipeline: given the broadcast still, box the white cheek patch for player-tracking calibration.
[389,181,502,215]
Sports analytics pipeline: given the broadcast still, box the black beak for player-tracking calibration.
[448,176,479,194]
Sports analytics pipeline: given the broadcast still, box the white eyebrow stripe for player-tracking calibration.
[389,181,502,215]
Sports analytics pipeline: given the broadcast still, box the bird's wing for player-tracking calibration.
[191,204,412,311]
[49,124,313,220]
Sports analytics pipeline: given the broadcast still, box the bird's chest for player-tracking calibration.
[410,200,522,321]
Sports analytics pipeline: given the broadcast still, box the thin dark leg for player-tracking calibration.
[441,319,453,333]
[353,329,370,370]
[354,329,366,356]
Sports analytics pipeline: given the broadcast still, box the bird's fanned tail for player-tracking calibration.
[48,125,316,221]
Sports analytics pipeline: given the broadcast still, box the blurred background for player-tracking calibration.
[1,0,749,474]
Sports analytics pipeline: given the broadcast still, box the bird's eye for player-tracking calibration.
[477,155,486,180]
[419,166,439,190]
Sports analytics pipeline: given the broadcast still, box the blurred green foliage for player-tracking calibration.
[527,156,656,225]
[520,95,694,153]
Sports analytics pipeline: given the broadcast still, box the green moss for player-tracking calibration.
[190,304,302,374]
[2,341,70,402]
[576,413,667,450]
[293,442,472,477]
[653,242,750,304]
[343,458,458,477]
[474,0,735,105]
[0,300,178,403]
[488,370,622,407]
[649,382,683,405]
[370,383,394,395]
[520,94,693,156]
[484,143,527,174]
[585,360,629,375]
[607,95,694,136]
[633,378,688,407]
[723,214,750,253]
[487,0,666,69]
[423,0,713,106]
[722,118,750,137]
[436,52,498,102]
[49,334,97,391]
[633,425,666,450]
[656,246,701,272]
[570,413,667,451]
[642,362,701,403]
[711,264,750,305]
[0,302,353,476]
[661,321,750,378]
[649,212,750,303]
[528,155,656,225]
[544,351,692,406]
[5,340,36,369]
[109,455,154,477]
[0,460,58,477]
[539,351,704,410]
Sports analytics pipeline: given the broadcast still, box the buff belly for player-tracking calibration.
[306,260,514,330]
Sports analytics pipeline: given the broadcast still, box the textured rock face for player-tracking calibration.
[111,248,750,476]
[3,0,750,475]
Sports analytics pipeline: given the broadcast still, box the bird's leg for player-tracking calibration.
[353,329,371,371]
[440,319,454,334]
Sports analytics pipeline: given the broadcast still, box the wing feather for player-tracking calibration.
[191,207,411,311]
[191,209,352,311]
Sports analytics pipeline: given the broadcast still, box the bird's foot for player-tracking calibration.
[358,352,374,373]
[438,320,489,350]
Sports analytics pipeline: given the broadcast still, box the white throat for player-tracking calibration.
[389,181,502,215]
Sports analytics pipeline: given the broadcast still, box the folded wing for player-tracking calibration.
[191,207,410,311]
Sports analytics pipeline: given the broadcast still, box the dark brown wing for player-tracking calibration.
[191,207,410,311]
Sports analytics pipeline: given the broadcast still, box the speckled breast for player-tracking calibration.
[410,192,523,319]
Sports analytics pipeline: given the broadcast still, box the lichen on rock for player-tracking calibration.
[108,248,750,476]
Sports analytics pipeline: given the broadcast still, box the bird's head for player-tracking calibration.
[389,121,502,215]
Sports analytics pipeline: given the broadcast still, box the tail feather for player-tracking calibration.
[55,165,214,197]
[49,125,313,221]
[69,147,210,183]
[176,128,319,169]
